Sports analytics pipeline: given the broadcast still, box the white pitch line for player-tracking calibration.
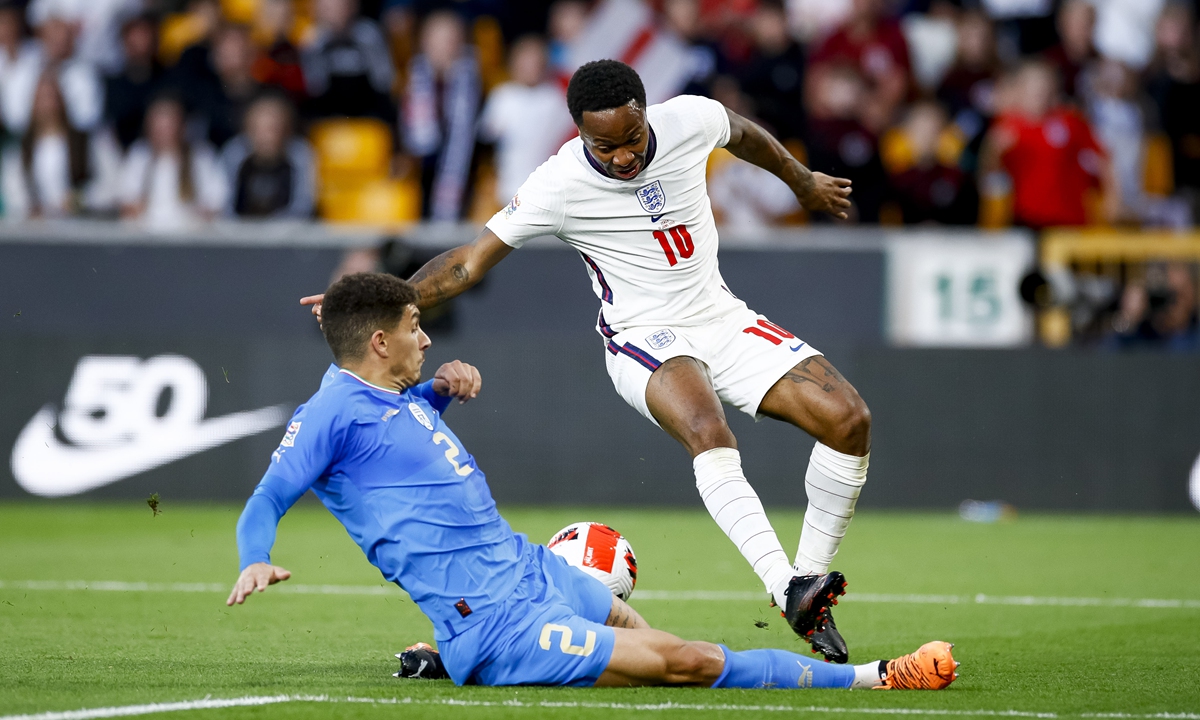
[3,694,1198,720]
[0,580,391,596]
[0,695,296,720]
[4,580,1198,609]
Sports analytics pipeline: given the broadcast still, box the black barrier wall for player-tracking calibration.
[3,237,1197,511]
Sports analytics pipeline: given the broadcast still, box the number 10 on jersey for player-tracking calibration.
[654,225,694,266]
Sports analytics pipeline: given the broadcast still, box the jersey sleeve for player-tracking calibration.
[484,158,565,248]
[236,474,306,569]
[410,379,453,414]
[265,400,343,492]
[669,95,732,150]
[235,400,344,568]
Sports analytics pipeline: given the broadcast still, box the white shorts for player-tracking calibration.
[603,306,823,426]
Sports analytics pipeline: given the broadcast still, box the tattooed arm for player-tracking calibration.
[299,229,512,320]
[606,596,652,630]
[723,107,853,219]
[408,228,514,310]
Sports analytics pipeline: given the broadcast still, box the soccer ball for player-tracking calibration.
[548,522,638,601]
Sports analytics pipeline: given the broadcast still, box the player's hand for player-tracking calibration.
[300,294,324,325]
[803,172,853,219]
[432,360,482,404]
[226,562,291,606]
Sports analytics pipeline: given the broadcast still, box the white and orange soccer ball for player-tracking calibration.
[547,522,638,601]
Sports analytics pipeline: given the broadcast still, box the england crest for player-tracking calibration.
[636,180,666,214]
[646,329,676,349]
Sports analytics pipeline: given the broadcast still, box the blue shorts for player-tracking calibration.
[439,543,616,686]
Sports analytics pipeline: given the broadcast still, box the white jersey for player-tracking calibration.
[485,95,746,338]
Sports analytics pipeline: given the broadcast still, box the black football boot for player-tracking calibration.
[781,571,847,639]
[805,606,849,663]
[394,642,449,679]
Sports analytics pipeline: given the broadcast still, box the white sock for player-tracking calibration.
[851,660,887,689]
[794,442,869,576]
[693,447,793,607]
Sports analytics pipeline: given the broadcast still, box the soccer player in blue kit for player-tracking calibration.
[229,272,957,691]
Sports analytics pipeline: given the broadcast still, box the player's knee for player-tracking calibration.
[662,642,723,686]
[827,397,871,456]
[689,419,736,456]
[681,414,735,456]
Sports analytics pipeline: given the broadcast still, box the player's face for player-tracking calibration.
[578,101,650,180]
[389,306,431,388]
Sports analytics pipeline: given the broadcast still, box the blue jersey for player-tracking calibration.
[238,365,529,641]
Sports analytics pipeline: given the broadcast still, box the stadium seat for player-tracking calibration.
[468,160,502,223]
[936,128,965,166]
[978,175,1013,229]
[158,13,208,65]
[880,127,964,176]
[310,118,394,189]
[321,179,421,225]
[1143,133,1174,197]
[473,16,507,92]
[880,129,913,175]
[221,0,259,24]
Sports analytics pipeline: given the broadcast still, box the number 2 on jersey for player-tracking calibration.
[433,432,473,476]
[654,225,694,267]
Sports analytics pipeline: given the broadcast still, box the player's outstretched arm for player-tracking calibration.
[723,107,852,220]
[229,475,308,607]
[408,228,513,309]
[227,562,291,606]
[299,229,513,321]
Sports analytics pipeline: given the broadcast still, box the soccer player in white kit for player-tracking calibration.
[304,60,867,662]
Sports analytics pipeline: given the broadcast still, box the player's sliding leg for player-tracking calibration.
[596,627,958,690]
[644,357,796,612]
[758,355,871,662]
[593,628,724,687]
[398,593,649,679]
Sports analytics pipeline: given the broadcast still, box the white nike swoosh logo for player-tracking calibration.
[10,404,291,497]
[416,659,428,677]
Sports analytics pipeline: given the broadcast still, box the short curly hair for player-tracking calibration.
[321,272,418,364]
[566,60,647,124]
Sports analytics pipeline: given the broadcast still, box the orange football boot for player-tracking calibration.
[877,641,958,689]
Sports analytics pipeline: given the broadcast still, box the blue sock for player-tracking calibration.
[712,645,855,689]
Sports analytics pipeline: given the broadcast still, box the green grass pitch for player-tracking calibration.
[1,503,1198,719]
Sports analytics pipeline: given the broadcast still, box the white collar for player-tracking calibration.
[338,368,402,395]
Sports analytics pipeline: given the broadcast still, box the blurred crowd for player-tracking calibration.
[1,0,1199,228]
[0,0,1196,343]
